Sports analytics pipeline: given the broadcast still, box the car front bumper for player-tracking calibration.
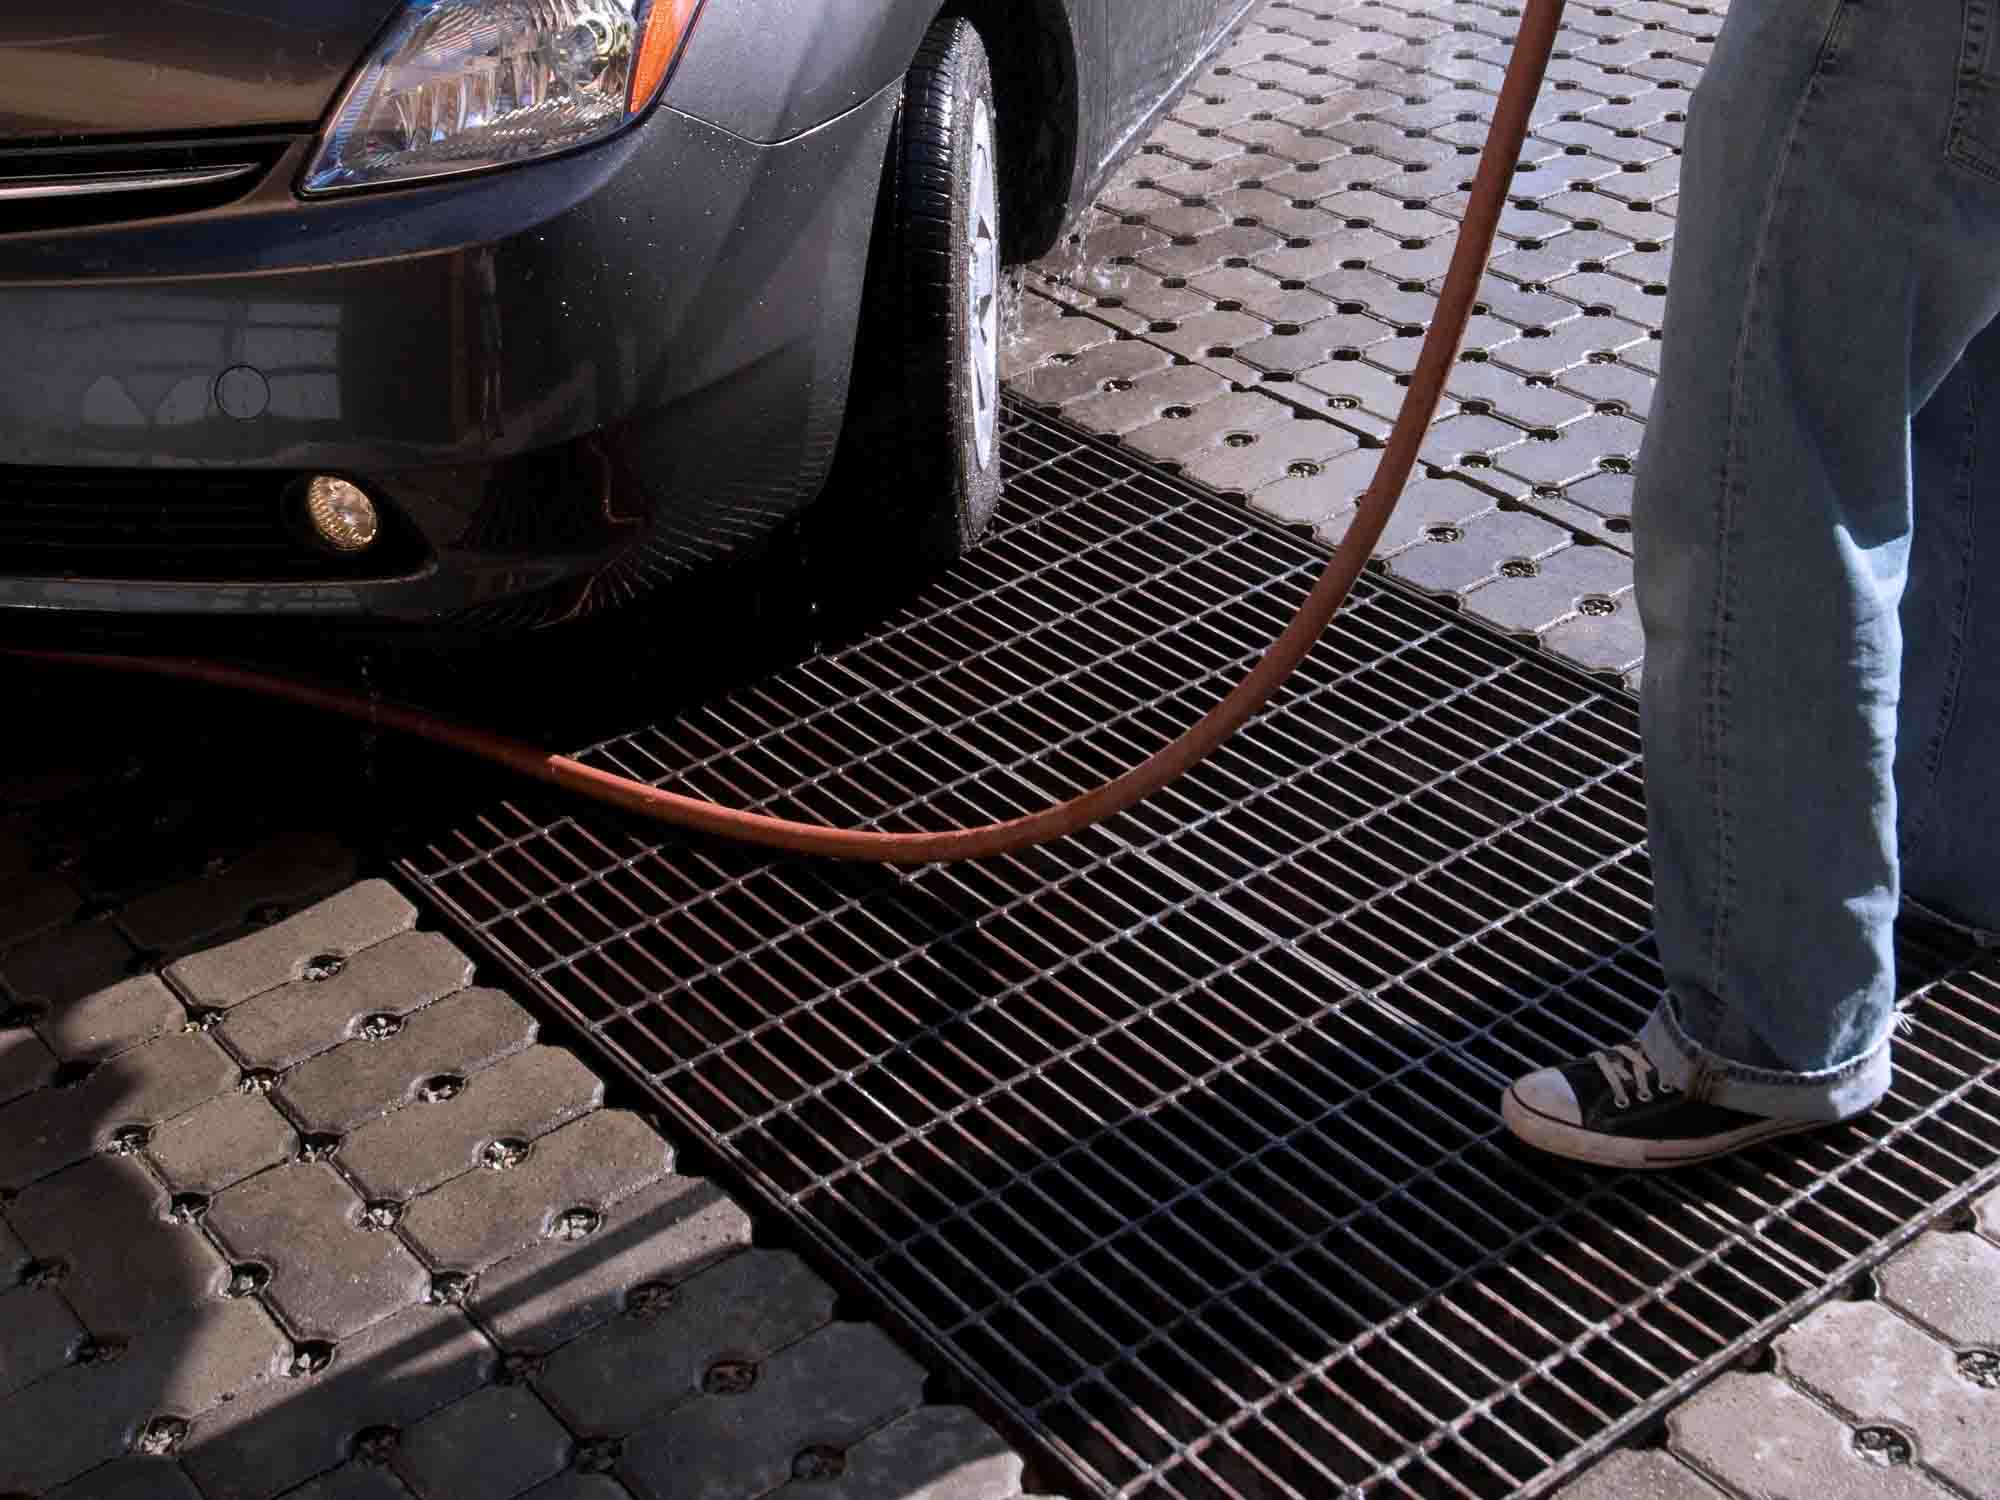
[0,87,897,626]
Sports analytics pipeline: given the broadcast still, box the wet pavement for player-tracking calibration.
[6,0,2000,1497]
[1006,0,1704,693]
[0,745,1051,1500]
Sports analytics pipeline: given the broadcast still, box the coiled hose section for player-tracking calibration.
[8,0,1566,866]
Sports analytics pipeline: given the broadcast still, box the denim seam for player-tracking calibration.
[1704,0,1854,1011]
[1903,372,1980,857]
[1949,0,2000,180]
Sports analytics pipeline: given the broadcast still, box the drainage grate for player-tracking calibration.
[397,408,2000,1500]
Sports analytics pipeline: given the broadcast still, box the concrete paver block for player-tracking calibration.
[147,1087,297,1195]
[166,881,417,1009]
[1776,1299,1999,1499]
[392,1384,572,1500]
[208,1162,429,1341]
[0,1029,237,1191]
[1877,1229,2000,1348]
[0,918,136,1018]
[1552,1448,1727,1500]
[399,1110,672,1274]
[184,1299,491,1500]
[1670,1370,1951,1500]
[520,1479,629,1500]
[278,986,537,1134]
[0,869,80,948]
[283,1464,417,1500]
[618,1323,926,1500]
[120,830,359,956]
[340,1045,603,1204]
[45,1457,208,1500]
[536,1249,834,1435]
[471,1172,751,1354]
[0,1283,85,1398]
[34,973,184,1063]
[0,1026,56,1105]
[0,1296,288,1494]
[217,931,475,1072]
[10,1153,230,1338]
[764,1406,1024,1500]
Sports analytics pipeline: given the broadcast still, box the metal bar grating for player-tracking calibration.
[396,407,2000,1499]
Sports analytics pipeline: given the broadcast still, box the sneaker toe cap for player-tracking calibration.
[1508,1067,1581,1126]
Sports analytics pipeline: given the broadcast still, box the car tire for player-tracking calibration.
[826,17,1004,578]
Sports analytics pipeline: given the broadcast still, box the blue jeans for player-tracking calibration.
[1635,0,2000,1120]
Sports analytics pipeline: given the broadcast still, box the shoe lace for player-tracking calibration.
[1591,1042,1675,1109]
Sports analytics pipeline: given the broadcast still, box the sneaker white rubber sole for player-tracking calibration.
[1500,1085,1825,1170]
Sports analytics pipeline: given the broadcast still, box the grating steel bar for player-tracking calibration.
[397,407,2000,1500]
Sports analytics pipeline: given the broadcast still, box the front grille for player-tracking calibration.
[0,134,287,234]
[0,468,422,583]
[397,407,2000,1499]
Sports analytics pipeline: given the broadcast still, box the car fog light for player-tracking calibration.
[299,476,381,553]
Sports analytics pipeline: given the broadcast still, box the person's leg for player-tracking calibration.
[1504,0,2000,1167]
[1900,318,2000,939]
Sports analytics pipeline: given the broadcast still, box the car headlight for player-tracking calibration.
[303,0,702,195]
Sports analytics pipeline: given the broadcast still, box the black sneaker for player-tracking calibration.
[1500,1039,1824,1169]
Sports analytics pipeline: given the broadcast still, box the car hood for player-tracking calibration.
[0,0,402,142]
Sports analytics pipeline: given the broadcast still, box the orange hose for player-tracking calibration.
[8,0,1565,865]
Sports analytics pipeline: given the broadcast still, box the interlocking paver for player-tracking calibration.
[1060,364,1235,438]
[994,0,1702,684]
[277,987,537,1135]
[119,830,358,956]
[1776,1299,1999,1499]
[207,1162,429,1341]
[10,1153,230,1337]
[0,1029,237,1190]
[0,1025,55,1104]
[0,1296,287,1495]
[399,1110,672,1273]
[217,931,475,1073]
[1876,1229,2000,1348]
[763,1406,1023,1500]
[1461,542,1633,636]
[1182,416,1355,495]
[283,1464,417,1500]
[1389,509,1573,597]
[166,881,417,1009]
[521,1478,629,1500]
[45,1457,208,1500]
[536,1249,834,1435]
[392,1385,571,1500]
[471,1172,751,1353]
[1543,602,1646,676]
[34,974,184,1063]
[1553,1448,1727,1500]
[1012,338,1173,409]
[1670,1370,1951,1500]
[0,868,79,948]
[146,1087,297,1195]
[341,1045,604,1205]
[0,918,136,1019]
[617,1323,926,1500]
[184,1299,491,1500]
[0,1282,84,1397]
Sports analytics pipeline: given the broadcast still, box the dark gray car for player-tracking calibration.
[0,0,1247,629]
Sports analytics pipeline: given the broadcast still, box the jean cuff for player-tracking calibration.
[1640,1000,1891,1123]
